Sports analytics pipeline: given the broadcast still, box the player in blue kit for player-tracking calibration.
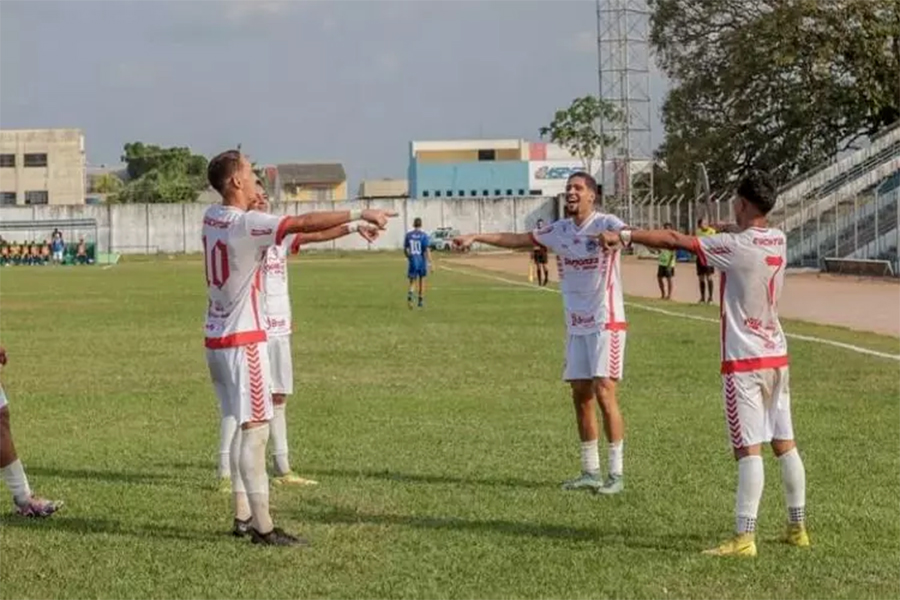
[404,218,432,309]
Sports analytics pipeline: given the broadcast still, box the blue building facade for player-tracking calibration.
[408,161,531,199]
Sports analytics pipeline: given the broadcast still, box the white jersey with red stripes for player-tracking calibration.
[260,235,301,337]
[202,204,288,349]
[530,212,627,335]
[692,226,789,373]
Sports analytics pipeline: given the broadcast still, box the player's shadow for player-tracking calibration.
[26,466,183,487]
[304,467,552,490]
[291,500,711,550]
[0,515,227,543]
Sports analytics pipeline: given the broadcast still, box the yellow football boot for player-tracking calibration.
[702,533,758,557]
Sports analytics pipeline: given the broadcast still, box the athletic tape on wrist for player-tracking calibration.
[349,209,363,221]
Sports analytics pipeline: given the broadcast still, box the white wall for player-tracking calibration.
[0,197,557,254]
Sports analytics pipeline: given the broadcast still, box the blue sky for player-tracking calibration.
[0,0,668,188]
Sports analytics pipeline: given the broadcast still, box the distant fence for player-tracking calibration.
[0,197,559,255]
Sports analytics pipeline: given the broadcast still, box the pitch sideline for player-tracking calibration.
[439,264,900,362]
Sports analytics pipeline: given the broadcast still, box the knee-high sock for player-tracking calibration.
[219,414,237,479]
[735,455,764,534]
[240,424,274,534]
[270,404,290,475]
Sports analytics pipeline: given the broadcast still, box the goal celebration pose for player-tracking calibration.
[454,172,629,495]
[599,170,809,557]
[202,150,395,546]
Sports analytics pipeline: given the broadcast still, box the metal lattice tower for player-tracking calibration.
[596,0,653,223]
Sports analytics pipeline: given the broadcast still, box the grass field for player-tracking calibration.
[1,253,898,599]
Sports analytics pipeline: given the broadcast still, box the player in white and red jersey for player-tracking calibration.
[203,150,396,546]
[249,183,379,487]
[0,346,62,518]
[453,173,630,495]
[600,170,809,557]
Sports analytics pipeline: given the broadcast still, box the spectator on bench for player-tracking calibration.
[40,240,51,265]
[76,238,89,265]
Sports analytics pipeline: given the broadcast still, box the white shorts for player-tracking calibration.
[0,383,7,410]
[722,366,794,449]
[563,330,627,381]
[267,333,293,395]
[206,342,274,425]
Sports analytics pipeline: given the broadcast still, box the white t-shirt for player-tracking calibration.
[692,226,789,373]
[260,235,301,337]
[202,204,288,349]
[530,212,627,335]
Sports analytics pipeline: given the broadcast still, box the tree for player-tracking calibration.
[90,172,124,195]
[650,0,900,190]
[539,95,624,175]
[117,142,209,203]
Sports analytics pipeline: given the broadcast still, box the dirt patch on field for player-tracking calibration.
[445,252,900,337]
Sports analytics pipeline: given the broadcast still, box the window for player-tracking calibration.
[435,190,442,197]
[422,190,430,198]
[24,190,49,205]
[518,189,525,196]
[529,189,542,196]
[477,149,496,161]
[0,192,15,205]
[494,189,501,196]
[445,190,452,197]
[311,187,333,201]
[458,190,465,197]
[506,189,513,196]
[482,190,489,196]
[23,153,48,168]
[0,154,14,168]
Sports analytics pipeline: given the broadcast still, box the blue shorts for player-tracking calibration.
[408,260,427,279]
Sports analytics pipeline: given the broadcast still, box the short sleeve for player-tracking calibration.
[602,214,627,232]
[692,232,737,271]
[422,234,431,250]
[531,221,562,253]
[239,210,290,250]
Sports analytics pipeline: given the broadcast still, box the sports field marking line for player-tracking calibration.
[439,264,900,362]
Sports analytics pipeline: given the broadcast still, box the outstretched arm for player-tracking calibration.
[453,232,534,250]
[296,224,355,244]
[601,229,697,253]
[281,208,396,235]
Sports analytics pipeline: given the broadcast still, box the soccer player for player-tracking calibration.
[695,217,717,303]
[454,173,629,495]
[532,219,550,287]
[656,222,676,299]
[599,170,809,557]
[203,149,395,546]
[0,346,62,518]
[404,218,431,309]
[215,182,381,490]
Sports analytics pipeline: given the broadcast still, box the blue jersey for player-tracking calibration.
[404,229,430,278]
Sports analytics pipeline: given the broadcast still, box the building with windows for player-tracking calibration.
[358,178,408,199]
[408,139,602,200]
[273,163,347,202]
[0,128,86,206]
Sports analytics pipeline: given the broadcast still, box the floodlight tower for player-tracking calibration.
[596,0,653,224]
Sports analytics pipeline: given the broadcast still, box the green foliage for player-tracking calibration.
[650,0,900,190]
[116,142,209,203]
[89,172,124,195]
[539,96,623,174]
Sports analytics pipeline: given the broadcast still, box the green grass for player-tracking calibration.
[0,255,898,600]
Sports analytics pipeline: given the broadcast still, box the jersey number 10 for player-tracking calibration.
[203,236,230,289]
[409,240,422,255]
